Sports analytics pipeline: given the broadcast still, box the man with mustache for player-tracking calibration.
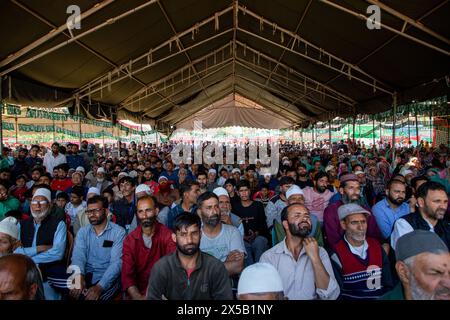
[146,213,233,300]
[323,173,382,251]
[303,171,335,223]
[382,230,449,300]
[260,203,340,300]
[70,195,125,300]
[198,192,245,276]
[295,163,313,189]
[330,204,394,300]
[122,196,176,300]
[373,180,415,240]
[272,185,324,246]
[213,187,244,237]
[391,181,449,250]
[86,167,111,193]
[14,187,67,300]
[196,171,208,194]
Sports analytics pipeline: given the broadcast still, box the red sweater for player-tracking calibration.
[121,222,176,297]
[50,178,73,192]
[11,186,27,203]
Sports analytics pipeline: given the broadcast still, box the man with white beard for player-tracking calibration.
[213,187,244,237]
[382,230,449,300]
[330,204,394,300]
[14,188,68,300]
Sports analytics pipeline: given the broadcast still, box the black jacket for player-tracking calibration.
[403,211,450,249]
[147,250,233,300]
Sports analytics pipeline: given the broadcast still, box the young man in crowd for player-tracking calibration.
[146,213,233,300]
[234,180,269,265]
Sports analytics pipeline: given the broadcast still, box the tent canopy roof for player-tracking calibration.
[1,0,449,129]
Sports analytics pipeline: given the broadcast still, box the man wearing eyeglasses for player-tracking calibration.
[70,195,125,300]
[14,187,67,300]
[121,195,176,300]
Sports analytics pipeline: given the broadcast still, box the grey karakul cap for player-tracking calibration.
[395,230,448,261]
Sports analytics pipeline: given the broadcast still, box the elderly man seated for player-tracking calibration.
[382,230,449,300]
[0,217,20,257]
[14,188,67,300]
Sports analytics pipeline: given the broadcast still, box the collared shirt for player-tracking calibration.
[43,152,67,175]
[260,239,340,300]
[343,235,368,260]
[372,198,410,239]
[14,220,67,265]
[390,217,434,249]
[71,221,126,291]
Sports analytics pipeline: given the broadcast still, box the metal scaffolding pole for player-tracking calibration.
[447,117,450,147]
[392,93,397,157]
[140,118,143,144]
[14,115,18,144]
[300,127,303,147]
[328,120,332,153]
[407,107,411,144]
[52,119,56,142]
[61,120,64,142]
[76,94,81,146]
[102,130,106,154]
[379,122,382,145]
[429,110,433,146]
[415,112,419,146]
[352,117,356,143]
[372,117,375,146]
